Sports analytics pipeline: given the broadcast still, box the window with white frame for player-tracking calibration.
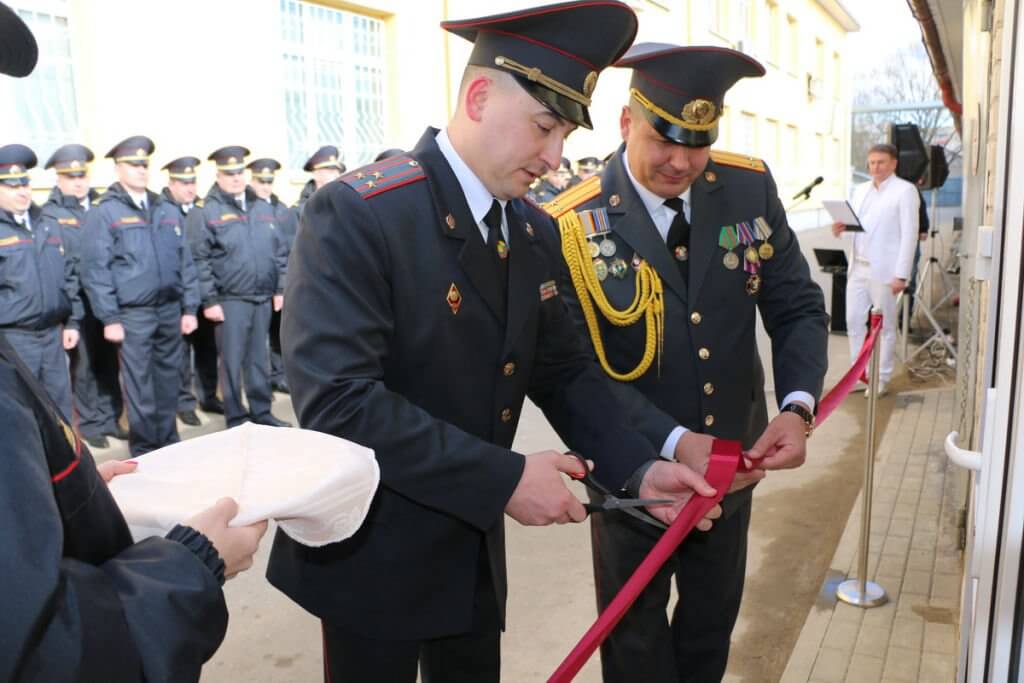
[279,0,386,170]
[2,0,79,166]
[736,112,757,154]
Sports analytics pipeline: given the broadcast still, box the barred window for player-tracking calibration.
[279,0,386,171]
[2,0,79,166]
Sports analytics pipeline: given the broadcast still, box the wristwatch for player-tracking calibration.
[781,403,815,437]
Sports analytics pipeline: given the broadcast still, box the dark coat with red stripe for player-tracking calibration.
[267,128,657,641]
[0,332,227,682]
[80,183,199,325]
[0,205,78,331]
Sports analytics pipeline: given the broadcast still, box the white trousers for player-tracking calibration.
[846,264,898,383]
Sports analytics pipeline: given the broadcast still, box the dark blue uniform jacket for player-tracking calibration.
[0,205,78,330]
[80,183,200,325]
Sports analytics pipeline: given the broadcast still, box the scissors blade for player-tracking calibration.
[585,497,673,512]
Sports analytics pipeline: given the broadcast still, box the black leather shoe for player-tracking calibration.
[85,434,110,449]
[107,426,130,440]
[177,410,201,426]
[251,415,292,428]
[199,399,225,415]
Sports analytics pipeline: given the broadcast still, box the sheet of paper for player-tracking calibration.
[821,200,864,231]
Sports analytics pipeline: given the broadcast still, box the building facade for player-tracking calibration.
[4,0,857,210]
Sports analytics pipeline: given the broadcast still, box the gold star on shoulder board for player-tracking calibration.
[372,171,384,179]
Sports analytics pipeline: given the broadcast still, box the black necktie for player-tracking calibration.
[484,199,509,313]
[663,197,691,281]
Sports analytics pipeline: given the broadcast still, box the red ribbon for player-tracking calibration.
[548,440,742,683]
[548,313,886,681]
[816,311,883,425]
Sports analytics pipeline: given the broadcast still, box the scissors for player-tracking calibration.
[565,452,671,530]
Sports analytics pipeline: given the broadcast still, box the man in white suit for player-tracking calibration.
[833,143,919,395]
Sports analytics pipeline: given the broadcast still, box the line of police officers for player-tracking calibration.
[0,139,346,456]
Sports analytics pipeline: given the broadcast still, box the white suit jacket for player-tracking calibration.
[846,174,920,282]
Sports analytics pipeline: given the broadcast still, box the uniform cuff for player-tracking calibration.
[780,391,816,413]
[659,425,688,460]
[166,524,226,586]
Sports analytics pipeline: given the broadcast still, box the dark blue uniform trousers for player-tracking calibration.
[119,302,183,456]
[178,313,219,410]
[269,308,285,387]
[590,491,751,683]
[215,299,272,427]
[5,326,73,421]
[70,302,123,438]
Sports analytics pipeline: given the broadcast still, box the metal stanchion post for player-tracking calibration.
[837,308,888,608]
[901,292,909,361]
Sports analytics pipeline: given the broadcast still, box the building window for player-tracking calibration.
[763,118,780,165]
[707,0,729,37]
[3,1,78,165]
[737,112,757,154]
[785,124,800,175]
[787,15,799,75]
[832,51,842,100]
[279,0,386,170]
[765,1,780,67]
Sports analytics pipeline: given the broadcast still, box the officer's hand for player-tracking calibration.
[104,323,125,343]
[745,411,808,471]
[181,314,198,335]
[891,277,907,295]
[673,431,765,494]
[639,461,719,528]
[186,497,268,580]
[203,305,225,322]
[96,458,137,483]
[273,294,284,312]
[831,222,845,237]
[62,328,79,350]
[505,451,588,526]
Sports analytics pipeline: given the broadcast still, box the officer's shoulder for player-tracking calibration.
[337,154,425,201]
[709,149,766,174]
[540,175,601,219]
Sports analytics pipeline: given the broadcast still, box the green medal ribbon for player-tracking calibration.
[718,225,739,250]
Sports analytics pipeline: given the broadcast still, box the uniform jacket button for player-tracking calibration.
[704,414,715,427]
[704,382,714,395]
[690,311,702,325]
[503,362,516,377]
[500,408,513,423]
[698,347,710,360]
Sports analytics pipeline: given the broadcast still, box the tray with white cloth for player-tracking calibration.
[107,423,380,548]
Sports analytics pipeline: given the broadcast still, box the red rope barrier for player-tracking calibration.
[548,312,886,681]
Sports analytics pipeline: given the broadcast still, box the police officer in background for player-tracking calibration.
[529,156,571,203]
[41,144,127,448]
[187,146,290,428]
[81,136,201,456]
[161,156,222,425]
[247,157,297,394]
[0,143,79,420]
[295,145,344,211]
[547,44,829,682]
[570,155,601,187]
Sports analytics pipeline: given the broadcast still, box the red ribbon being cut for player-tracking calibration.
[548,312,885,682]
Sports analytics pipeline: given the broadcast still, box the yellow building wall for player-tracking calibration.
[14,0,855,211]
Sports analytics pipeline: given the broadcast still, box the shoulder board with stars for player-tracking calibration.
[340,155,425,200]
[541,175,602,219]
[709,150,766,173]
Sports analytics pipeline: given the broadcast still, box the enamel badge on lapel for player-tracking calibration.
[445,214,456,230]
[446,283,462,314]
[525,222,535,237]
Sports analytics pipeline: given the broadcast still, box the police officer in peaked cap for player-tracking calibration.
[268,4,726,682]
[186,146,290,429]
[247,156,298,395]
[80,136,201,456]
[547,42,829,682]
[160,156,223,425]
[40,143,128,447]
[0,143,80,420]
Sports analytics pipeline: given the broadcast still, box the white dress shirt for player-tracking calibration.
[848,173,919,282]
[435,128,509,245]
[623,150,815,459]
